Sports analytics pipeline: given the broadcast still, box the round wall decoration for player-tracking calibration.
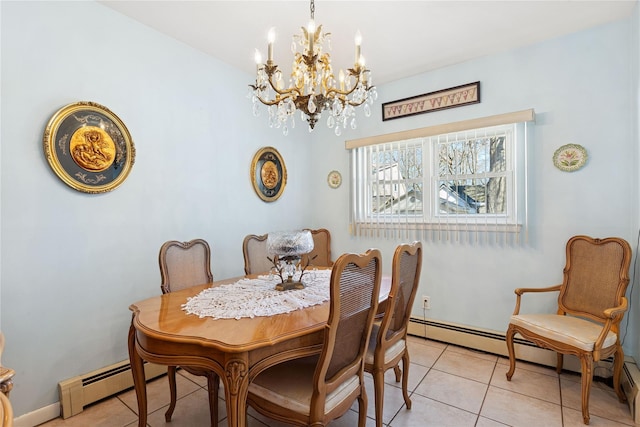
[552,144,587,172]
[43,101,135,193]
[327,170,342,188]
[250,146,287,202]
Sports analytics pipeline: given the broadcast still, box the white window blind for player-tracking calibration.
[348,109,534,244]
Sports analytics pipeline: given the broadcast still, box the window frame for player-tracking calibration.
[347,110,533,239]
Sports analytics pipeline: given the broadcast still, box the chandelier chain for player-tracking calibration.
[310,0,315,20]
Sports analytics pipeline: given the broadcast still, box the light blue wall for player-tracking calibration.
[310,12,639,366]
[1,0,638,421]
[0,0,312,418]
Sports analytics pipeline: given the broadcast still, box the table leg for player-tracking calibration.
[128,321,147,427]
[223,358,249,427]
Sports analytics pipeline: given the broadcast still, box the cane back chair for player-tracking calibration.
[505,235,632,425]
[365,241,422,427]
[246,249,382,426]
[242,233,274,275]
[301,228,333,268]
[158,239,219,426]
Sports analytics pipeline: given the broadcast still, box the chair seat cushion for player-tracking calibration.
[365,323,406,365]
[248,355,360,416]
[510,314,618,351]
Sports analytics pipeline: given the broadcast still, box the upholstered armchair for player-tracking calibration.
[505,235,632,425]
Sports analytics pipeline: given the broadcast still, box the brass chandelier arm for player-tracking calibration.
[322,69,372,107]
[251,65,302,106]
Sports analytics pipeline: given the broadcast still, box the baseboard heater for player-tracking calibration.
[58,359,166,419]
[622,361,640,424]
[408,316,636,386]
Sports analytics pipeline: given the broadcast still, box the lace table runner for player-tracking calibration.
[182,269,332,320]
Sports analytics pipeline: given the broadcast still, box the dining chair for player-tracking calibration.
[242,233,274,275]
[505,235,632,425]
[301,228,333,267]
[246,249,382,426]
[364,241,422,427]
[158,239,219,427]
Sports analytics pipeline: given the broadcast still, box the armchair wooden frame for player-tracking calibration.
[505,235,632,425]
[158,239,219,427]
[365,241,422,427]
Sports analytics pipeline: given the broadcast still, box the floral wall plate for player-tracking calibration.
[327,170,342,188]
[553,144,587,172]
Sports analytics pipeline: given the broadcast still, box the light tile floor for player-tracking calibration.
[38,336,637,426]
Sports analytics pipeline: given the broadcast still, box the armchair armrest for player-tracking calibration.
[602,297,628,321]
[512,284,562,315]
[593,297,628,360]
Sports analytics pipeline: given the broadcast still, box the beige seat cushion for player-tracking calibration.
[249,355,360,416]
[365,323,406,365]
[510,314,618,351]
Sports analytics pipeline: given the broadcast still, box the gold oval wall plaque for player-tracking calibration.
[43,101,135,193]
[250,146,287,202]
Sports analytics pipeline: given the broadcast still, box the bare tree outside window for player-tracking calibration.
[437,136,506,215]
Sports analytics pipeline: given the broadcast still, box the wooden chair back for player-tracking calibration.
[242,234,274,275]
[158,239,213,294]
[312,249,381,419]
[379,242,422,349]
[301,228,333,267]
[559,235,631,326]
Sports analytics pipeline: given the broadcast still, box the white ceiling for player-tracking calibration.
[100,0,636,85]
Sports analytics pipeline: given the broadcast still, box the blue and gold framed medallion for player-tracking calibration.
[250,146,286,202]
[43,101,135,193]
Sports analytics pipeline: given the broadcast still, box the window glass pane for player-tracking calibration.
[374,182,423,214]
[438,136,506,176]
[370,145,423,214]
[437,177,506,215]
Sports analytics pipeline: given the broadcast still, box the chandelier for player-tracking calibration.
[249,0,377,136]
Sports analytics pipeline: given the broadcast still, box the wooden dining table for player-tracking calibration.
[128,272,391,427]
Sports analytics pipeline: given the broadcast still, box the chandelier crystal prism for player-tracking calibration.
[249,0,377,136]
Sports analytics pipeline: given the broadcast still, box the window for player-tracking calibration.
[348,110,533,243]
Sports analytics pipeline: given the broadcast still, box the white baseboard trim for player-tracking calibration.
[13,402,60,427]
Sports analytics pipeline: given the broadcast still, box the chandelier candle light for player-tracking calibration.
[267,230,315,291]
[249,0,377,136]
